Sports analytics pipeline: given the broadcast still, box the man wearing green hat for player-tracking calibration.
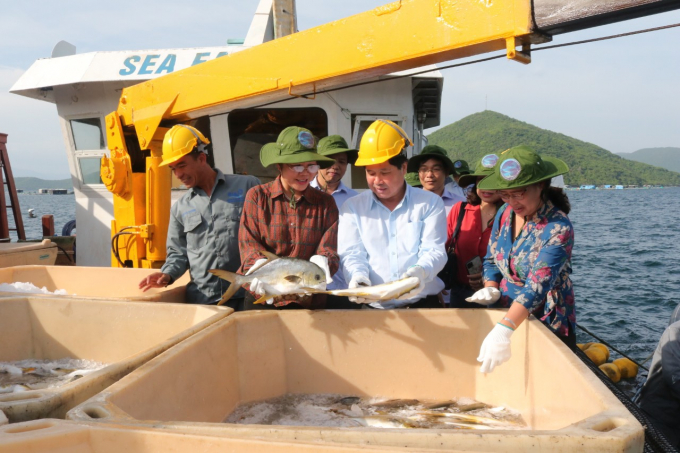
[408,145,465,216]
[139,125,260,306]
[310,135,359,211]
[445,158,472,200]
[464,145,575,374]
[309,136,359,301]
[239,126,339,310]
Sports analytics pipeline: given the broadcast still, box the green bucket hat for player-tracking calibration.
[405,172,422,187]
[407,145,455,174]
[451,159,470,176]
[458,153,500,187]
[317,135,359,165]
[477,145,569,190]
[260,127,335,168]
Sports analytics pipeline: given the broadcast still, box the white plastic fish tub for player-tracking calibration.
[68,310,644,452]
[0,266,190,302]
[0,296,231,422]
[0,419,441,453]
[0,241,57,268]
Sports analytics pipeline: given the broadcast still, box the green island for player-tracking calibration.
[427,111,680,187]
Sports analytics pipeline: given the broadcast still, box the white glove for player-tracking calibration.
[477,323,514,374]
[348,275,371,303]
[465,287,501,305]
[396,265,427,300]
[245,258,268,276]
[249,277,273,305]
[309,255,333,285]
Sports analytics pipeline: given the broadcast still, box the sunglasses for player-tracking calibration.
[287,164,320,174]
[498,188,527,201]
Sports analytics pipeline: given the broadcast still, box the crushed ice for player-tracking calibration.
[0,282,69,295]
[0,359,107,393]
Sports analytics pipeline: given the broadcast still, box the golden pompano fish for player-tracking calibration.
[209,251,327,306]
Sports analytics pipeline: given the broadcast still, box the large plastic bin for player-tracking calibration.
[0,296,231,422]
[68,310,644,452]
[0,419,438,453]
[0,240,57,267]
[0,265,190,302]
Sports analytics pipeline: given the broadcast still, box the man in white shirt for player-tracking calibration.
[339,120,447,309]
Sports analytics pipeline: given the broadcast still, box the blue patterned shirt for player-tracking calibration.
[483,201,575,336]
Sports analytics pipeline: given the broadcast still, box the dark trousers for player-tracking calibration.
[448,283,488,309]
[241,292,326,311]
[325,295,362,310]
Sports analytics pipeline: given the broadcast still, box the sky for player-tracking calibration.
[1,1,679,179]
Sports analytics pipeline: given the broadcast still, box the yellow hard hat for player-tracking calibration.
[355,119,413,167]
[159,125,210,167]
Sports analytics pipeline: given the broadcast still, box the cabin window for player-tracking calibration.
[78,157,103,185]
[227,108,328,183]
[71,118,105,151]
[350,115,403,189]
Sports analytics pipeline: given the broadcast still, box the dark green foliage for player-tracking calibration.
[427,111,680,186]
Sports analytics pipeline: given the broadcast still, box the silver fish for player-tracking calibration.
[304,277,420,303]
[210,251,327,306]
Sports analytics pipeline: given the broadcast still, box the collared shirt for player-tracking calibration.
[239,176,339,307]
[339,185,447,309]
[310,177,359,210]
[161,169,260,304]
[483,201,575,337]
[441,188,466,217]
[445,179,466,200]
[310,176,359,290]
[446,202,495,286]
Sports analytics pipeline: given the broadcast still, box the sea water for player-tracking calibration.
[7,188,680,394]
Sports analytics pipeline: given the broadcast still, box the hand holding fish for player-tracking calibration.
[347,275,371,303]
[396,266,426,300]
[249,278,274,304]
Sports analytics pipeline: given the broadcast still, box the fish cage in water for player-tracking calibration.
[0,266,190,302]
[68,310,644,452]
[0,297,231,422]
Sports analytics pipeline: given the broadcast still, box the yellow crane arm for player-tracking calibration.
[116,0,539,149]
[103,0,540,268]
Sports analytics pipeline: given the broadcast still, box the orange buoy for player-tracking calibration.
[585,347,607,366]
[586,343,610,362]
[613,358,639,379]
[599,363,621,383]
[577,343,593,351]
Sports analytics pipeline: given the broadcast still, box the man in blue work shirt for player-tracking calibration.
[338,120,447,309]
[139,125,260,307]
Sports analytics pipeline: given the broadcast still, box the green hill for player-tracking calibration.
[427,111,680,186]
[617,147,680,173]
[15,177,73,192]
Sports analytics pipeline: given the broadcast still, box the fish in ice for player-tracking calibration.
[210,251,327,306]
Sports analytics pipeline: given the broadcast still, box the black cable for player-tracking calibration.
[111,227,138,268]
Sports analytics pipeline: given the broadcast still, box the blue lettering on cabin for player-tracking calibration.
[192,52,211,66]
[156,54,176,74]
[119,51,228,76]
[138,55,160,75]
[119,56,141,76]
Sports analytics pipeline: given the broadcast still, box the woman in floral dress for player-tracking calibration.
[466,145,574,374]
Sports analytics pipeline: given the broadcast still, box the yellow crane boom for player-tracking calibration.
[100,0,544,268]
